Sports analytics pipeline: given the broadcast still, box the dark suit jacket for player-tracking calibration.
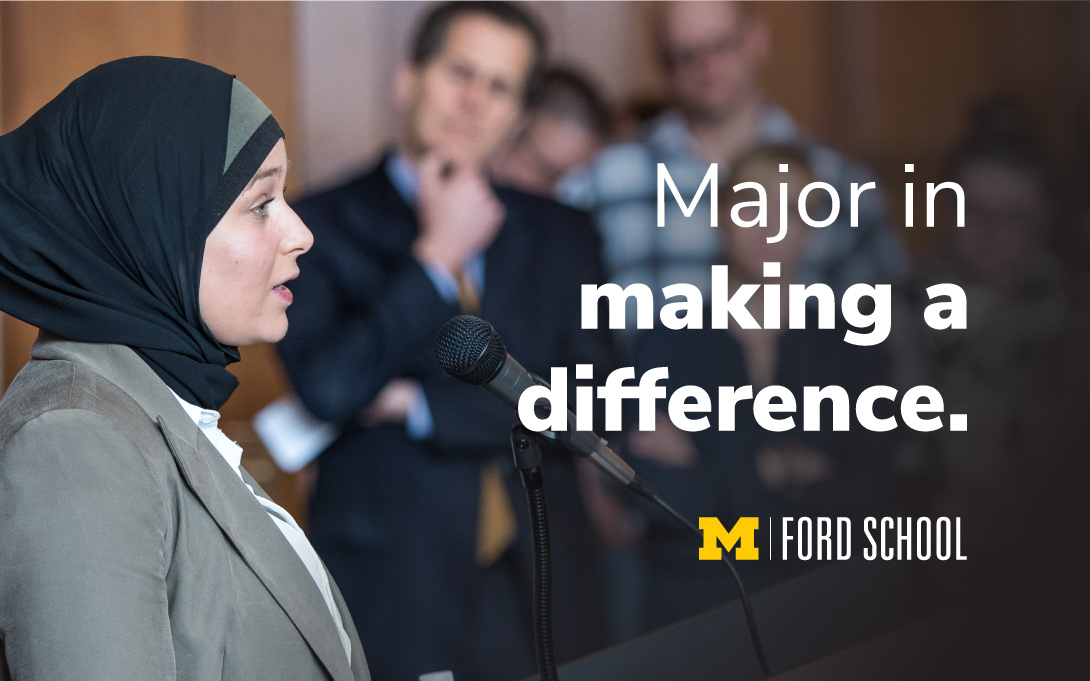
[0,335,370,681]
[278,154,614,681]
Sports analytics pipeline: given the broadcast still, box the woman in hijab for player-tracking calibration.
[0,57,370,681]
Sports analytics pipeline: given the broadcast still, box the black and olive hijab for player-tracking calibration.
[0,57,284,408]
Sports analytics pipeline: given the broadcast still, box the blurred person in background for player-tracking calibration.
[490,65,612,197]
[561,1,905,326]
[890,98,1076,557]
[885,98,1090,681]
[277,3,611,680]
[628,145,896,630]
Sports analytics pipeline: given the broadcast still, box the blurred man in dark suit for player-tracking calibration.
[278,3,611,680]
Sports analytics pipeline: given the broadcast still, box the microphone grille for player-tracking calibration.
[434,315,507,385]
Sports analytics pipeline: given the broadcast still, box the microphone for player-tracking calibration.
[433,315,644,494]
[434,314,772,677]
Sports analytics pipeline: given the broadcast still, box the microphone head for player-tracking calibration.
[434,315,508,386]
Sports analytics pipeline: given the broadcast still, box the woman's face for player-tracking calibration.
[725,158,811,282]
[199,139,312,346]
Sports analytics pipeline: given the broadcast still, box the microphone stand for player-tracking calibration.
[434,316,769,678]
[509,424,559,681]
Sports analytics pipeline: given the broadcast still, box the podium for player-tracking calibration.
[525,560,922,681]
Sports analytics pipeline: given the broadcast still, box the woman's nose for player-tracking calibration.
[283,205,314,255]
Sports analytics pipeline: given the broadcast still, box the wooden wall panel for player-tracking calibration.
[751,2,830,140]
[1,2,189,131]
[872,3,995,172]
[862,2,1080,250]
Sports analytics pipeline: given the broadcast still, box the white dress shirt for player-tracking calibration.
[172,391,353,664]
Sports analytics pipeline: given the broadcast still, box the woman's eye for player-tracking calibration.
[252,199,273,217]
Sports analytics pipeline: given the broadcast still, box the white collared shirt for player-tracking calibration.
[171,391,352,664]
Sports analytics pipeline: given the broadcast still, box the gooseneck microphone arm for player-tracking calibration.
[509,425,559,681]
[434,315,772,679]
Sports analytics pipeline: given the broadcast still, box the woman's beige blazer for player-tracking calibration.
[0,334,371,681]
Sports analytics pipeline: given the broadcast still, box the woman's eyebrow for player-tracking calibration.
[245,165,285,191]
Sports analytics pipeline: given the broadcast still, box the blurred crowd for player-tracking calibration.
[268,2,1088,679]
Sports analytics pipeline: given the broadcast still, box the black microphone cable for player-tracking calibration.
[627,477,771,678]
[435,314,772,679]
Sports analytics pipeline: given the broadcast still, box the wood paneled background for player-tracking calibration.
[2,1,1085,517]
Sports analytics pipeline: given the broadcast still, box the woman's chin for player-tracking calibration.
[212,317,289,347]
[252,319,290,346]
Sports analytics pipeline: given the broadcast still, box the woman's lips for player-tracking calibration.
[272,284,293,304]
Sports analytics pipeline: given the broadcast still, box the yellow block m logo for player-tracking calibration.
[699,517,759,560]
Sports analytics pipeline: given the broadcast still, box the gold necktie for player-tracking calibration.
[455,267,518,566]
[476,461,517,566]
[453,268,481,316]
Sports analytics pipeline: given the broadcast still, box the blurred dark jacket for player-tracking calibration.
[278,153,614,681]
